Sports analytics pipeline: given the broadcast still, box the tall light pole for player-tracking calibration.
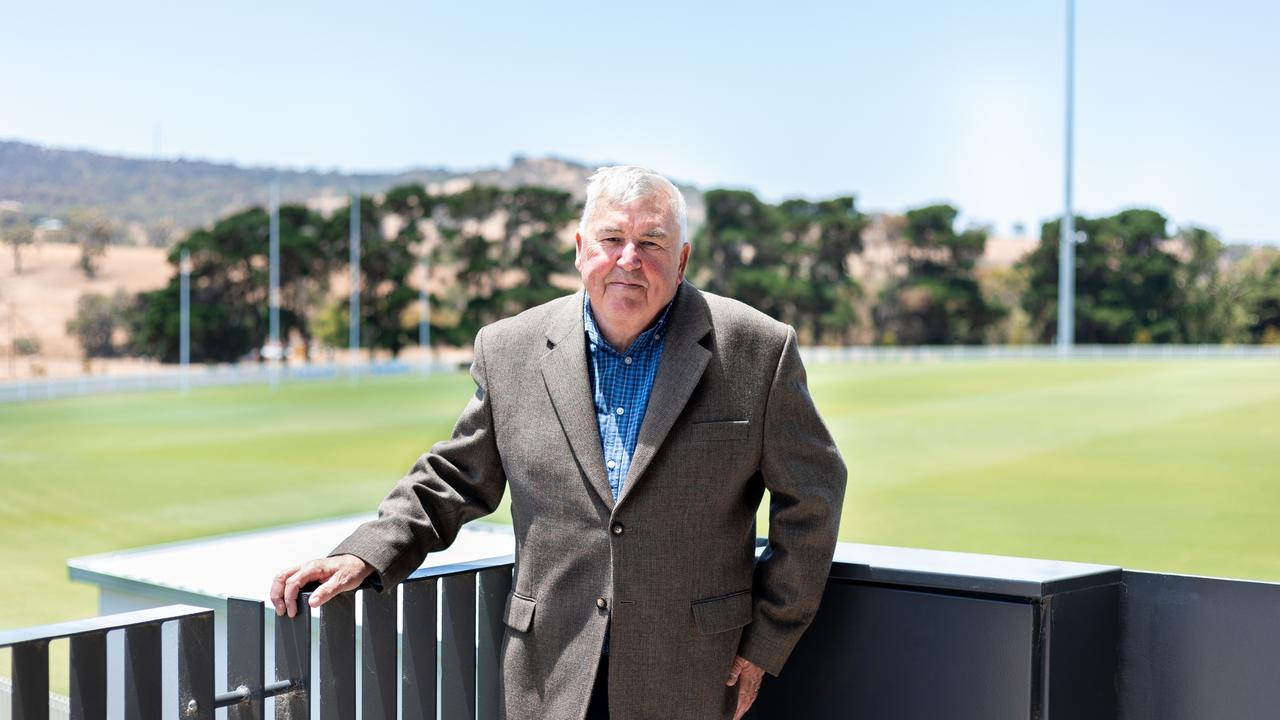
[419,252,430,375]
[348,191,361,380]
[1057,0,1076,356]
[180,249,191,395]
[268,181,281,389]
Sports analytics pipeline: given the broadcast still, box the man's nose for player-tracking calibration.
[616,241,641,270]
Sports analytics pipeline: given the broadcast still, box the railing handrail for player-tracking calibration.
[0,603,210,648]
[402,553,515,583]
[0,556,520,649]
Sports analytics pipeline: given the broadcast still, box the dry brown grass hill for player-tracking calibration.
[0,242,170,378]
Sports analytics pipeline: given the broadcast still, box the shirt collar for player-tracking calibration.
[583,295,675,356]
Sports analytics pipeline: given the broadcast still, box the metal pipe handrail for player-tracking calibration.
[212,679,295,709]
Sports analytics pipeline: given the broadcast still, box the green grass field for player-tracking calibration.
[2,358,1278,639]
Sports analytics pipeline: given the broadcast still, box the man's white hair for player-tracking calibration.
[579,166,689,246]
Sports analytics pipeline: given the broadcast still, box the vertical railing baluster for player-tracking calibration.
[274,597,311,720]
[124,624,161,720]
[441,573,477,720]
[227,599,265,720]
[319,593,355,720]
[178,612,214,720]
[12,640,50,720]
[476,568,511,720]
[402,579,437,720]
[360,589,396,720]
[1,565,515,720]
[70,632,107,720]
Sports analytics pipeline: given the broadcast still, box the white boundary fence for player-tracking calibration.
[2,346,1276,405]
[799,343,1280,364]
[0,360,460,405]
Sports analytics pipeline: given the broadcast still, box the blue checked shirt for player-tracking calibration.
[583,296,673,502]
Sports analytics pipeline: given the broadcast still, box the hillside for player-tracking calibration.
[0,139,1055,371]
[0,141,706,242]
[0,242,170,377]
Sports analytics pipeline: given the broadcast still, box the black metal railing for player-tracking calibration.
[7,545,1280,720]
[0,555,515,720]
[0,604,212,720]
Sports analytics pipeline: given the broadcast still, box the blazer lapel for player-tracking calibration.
[616,282,712,509]
[540,292,615,510]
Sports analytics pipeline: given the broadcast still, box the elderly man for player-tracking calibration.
[271,166,846,720]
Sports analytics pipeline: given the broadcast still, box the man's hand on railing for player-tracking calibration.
[270,554,374,618]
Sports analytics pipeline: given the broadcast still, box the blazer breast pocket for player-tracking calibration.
[686,419,750,443]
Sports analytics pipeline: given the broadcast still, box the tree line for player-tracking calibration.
[63,183,1280,363]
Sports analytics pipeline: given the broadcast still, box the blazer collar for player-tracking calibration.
[616,282,712,508]
[540,290,613,508]
[540,282,713,511]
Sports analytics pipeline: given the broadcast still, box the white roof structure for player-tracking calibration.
[69,515,515,605]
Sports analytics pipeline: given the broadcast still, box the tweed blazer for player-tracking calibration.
[332,281,847,720]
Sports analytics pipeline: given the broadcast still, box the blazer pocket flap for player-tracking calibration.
[504,592,536,632]
[688,420,750,443]
[691,590,753,635]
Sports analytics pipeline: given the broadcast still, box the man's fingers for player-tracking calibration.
[282,564,329,618]
[307,577,337,609]
[733,682,755,720]
[270,565,300,617]
[728,656,761,720]
[725,657,745,686]
[271,556,373,618]
[308,568,357,608]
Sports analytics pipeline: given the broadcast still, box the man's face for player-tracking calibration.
[575,193,689,345]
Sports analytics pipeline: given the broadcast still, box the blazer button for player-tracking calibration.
[611,523,624,536]
[596,597,608,610]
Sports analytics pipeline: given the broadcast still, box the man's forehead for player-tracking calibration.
[590,197,677,231]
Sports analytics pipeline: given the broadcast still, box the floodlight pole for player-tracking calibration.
[1057,0,1076,356]
[419,253,430,375]
[7,304,15,378]
[348,191,361,381]
[269,180,281,389]
[180,249,190,395]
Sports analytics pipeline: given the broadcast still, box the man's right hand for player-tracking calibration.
[270,554,374,617]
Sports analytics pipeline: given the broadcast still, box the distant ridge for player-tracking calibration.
[0,140,641,242]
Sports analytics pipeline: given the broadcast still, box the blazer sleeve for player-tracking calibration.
[737,325,847,676]
[329,326,507,589]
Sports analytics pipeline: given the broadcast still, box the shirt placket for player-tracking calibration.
[614,347,631,497]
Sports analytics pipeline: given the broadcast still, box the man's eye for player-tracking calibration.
[601,237,620,243]
[641,241,660,249]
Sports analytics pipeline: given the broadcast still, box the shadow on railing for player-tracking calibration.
[0,555,515,720]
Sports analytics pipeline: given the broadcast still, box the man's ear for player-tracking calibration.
[677,242,690,281]
[574,232,584,271]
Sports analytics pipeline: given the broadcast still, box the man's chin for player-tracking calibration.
[596,293,652,320]
[601,295,645,312]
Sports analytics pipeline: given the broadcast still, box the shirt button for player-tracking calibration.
[612,523,624,536]
[606,459,616,469]
[615,407,624,415]
[596,597,608,610]
[624,356,633,365]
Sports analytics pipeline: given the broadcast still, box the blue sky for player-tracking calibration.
[3,1,1277,242]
